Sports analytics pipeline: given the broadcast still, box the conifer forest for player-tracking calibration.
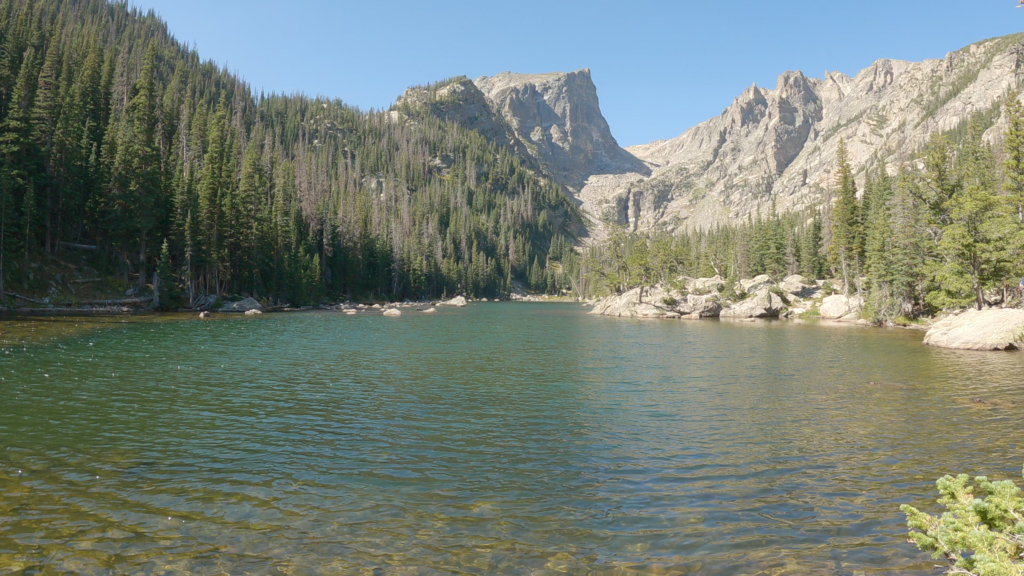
[3,0,1024,321]
[0,0,579,307]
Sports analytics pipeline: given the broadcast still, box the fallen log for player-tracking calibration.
[78,297,153,306]
[4,292,47,304]
[60,242,99,251]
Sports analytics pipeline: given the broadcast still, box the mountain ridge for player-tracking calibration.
[400,32,1024,237]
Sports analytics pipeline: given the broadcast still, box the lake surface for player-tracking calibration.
[1,304,1022,575]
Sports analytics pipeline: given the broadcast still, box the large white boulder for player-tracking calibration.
[721,289,786,319]
[740,275,774,294]
[687,276,726,294]
[924,309,1024,351]
[220,297,264,313]
[779,275,818,298]
[590,287,681,318]
[383,308,402,317]
[820,295,864,320]
[685,293,722,318]
[443,296,468,307]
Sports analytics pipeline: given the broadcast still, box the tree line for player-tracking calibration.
[578,96,1024,324]
[0,0,579,307]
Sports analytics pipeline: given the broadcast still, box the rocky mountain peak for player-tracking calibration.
[473,69,648,192]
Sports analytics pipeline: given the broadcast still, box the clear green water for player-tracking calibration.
[1,304,1022,575]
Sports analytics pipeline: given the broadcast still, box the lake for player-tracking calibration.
[1,303,1022,575]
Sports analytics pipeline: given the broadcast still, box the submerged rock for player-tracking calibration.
[383,308,402,317]
[721,289,786,319]
[220,297,264,313]
[422,308,438,314]
[924,309,1024,351]
[820,295,864,320]
[244,309,263,316]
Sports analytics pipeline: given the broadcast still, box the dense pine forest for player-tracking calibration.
[581,103,1024,324]
[0,0,580,307]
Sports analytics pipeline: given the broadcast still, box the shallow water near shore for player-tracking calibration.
[1,303,1022,575]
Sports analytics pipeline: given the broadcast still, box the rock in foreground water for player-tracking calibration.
[443,296,468,307]
[923,309,1024,351]
[383,309,402,317]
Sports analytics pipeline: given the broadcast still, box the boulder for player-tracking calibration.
[721,288,786,319]
[820,295,864,320]
[590,287,680,318]
[244,309,263,316]
[220,297,264,313]
[687,276,725,294]
[779,275,818,298]
[198,311,212,319]
[685,293,722,318]
[740,275,774,294]
[383,308,402,317]
[443,296,468,307]
[924,309,1024,351]
[422,308,438,314]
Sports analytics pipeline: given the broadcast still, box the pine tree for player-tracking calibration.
[1003,90,1024,223]
[828,139,862,295]
[155,237,181,310]
[928,120,1006,311]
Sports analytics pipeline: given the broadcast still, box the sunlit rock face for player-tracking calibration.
[401,34,1024,237]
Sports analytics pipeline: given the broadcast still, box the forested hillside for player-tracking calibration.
[0,0,579,307]
[583,105,1024,323]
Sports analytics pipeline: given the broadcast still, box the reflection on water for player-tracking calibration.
[1,304,1022,574]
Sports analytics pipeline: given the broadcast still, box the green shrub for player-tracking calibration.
[901,468,1024,576]
[661,296,677,307]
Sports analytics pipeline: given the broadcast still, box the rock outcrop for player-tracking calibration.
[589,287,681,319]
[220,297,263,313]
[474,70,650,193]
[740,275,774,294]
[779,275,818,298]
[395,34,1024,238]
[683,294,723,318]
[721,289,787,319]
[686,276,726,294]
[592,34,1024,232]
[924,309,1024,350]
[820,295,864,320]
[443,296,468,307]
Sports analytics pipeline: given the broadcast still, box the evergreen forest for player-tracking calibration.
[579,101,1024,324]
[0,0,580,307]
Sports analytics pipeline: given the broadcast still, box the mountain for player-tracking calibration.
[0,0,581,306]
[603,33,1024,232]
[407,34,1024,236]
[395,70,649,194]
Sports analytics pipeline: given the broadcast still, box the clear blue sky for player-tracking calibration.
[130,0,1023,147]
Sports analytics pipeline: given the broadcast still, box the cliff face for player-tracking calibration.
[397,33,1024,236]
[473,70,649,192]
[604,33,1024,232]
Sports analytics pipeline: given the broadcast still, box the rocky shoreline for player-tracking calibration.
[590,275,867,323]
[589,275,1024,352]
